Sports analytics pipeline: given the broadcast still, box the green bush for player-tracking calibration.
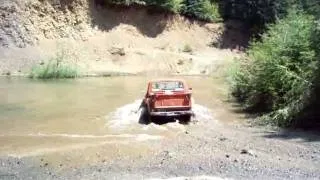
[29,54,79,79]
[146,0,184,13]
[299,0,320,18]
[183,0,221,21]
[230,9,318,127]
[162,0,184,13]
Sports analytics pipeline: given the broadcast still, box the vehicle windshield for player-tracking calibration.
[152,81,184,91]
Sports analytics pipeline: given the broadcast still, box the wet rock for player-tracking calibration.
[96,152,100,158]
[241,149,249,154]
[44,162,49,167]
[219,137,227,141]
[162,150,174,159]
[225,154,230,158]
[177,59,184,65]
[109,46,125,56]
[241,149,257,157]
[200,69,207,74]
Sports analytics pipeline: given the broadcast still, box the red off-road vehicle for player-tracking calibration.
[140,79,193,123]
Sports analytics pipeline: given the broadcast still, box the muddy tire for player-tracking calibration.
[147,114,152,123]
[179,115,191,124]
[139,105,151,125]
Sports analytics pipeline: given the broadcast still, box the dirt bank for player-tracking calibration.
[0,0,247,76]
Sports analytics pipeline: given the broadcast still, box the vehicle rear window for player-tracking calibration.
[152,81,184,91]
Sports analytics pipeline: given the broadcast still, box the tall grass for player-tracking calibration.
[29,53,79,79]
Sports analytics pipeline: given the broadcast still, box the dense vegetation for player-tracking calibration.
[229,0,320,128]
[219,0,291,26]
[102,0,221,21]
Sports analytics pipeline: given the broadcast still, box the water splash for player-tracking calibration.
[106,99,217,129]
[105,99,143,129]
[192,104,216,122]
[142,123,169,131]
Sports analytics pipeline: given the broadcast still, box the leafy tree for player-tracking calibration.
[220,0,293,26]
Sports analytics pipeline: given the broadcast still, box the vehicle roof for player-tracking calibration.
[149,79,186,83]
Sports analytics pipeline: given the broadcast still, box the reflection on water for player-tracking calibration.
[0,76,236,157]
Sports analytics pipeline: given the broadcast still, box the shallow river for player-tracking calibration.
[0,76,240,160]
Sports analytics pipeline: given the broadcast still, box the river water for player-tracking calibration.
[0,76,241,160]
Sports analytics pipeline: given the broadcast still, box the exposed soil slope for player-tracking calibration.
[0,0,245,76]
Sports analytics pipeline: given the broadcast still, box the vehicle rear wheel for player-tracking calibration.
[179,115,191,124]
[147,114,152,123]
[139,106,151,125]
